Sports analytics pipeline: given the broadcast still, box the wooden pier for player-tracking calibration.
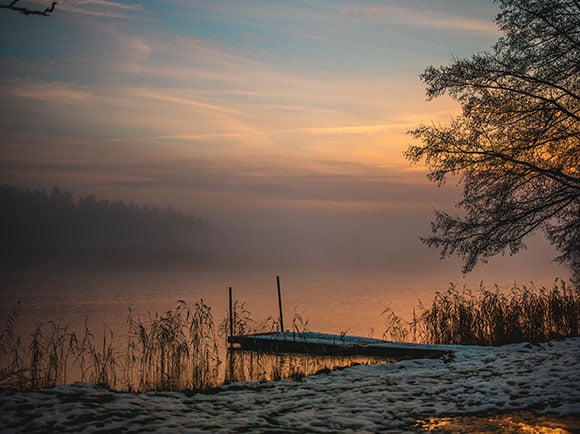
[228,331,451,360]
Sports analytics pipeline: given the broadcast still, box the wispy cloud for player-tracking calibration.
[73,0,141,10]
[122,36,151,74]
[133,89,250,118]
[0,17,462,174]
[56,0,142,17]
[0,153,439,209]
[299,33,326,41]
[7,79,92,104]
[340,4,498,36]
[109,122,414,143]
[297,123,414,136]
[413,15,498,35]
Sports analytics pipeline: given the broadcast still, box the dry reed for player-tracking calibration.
[2,279,577,392]
[0,299,220,392]
[383,279,579,346]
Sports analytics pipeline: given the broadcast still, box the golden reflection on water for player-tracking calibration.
[415,412,579,433]
[225,350,390,383]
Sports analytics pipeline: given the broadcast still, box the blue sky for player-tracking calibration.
[0,0,565,278]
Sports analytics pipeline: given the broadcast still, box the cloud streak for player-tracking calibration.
[0,154,448,212]
[297,123,415,136]
[54,0,142,17]
[340,4,498,35]
[74,0,141,10]
[133,89,251,118]
[7,79,92,104]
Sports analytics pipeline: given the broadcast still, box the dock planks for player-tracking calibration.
[228,331,451,360]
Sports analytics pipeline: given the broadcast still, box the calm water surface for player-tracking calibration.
[0,271,436,339]
[0,269,564,387]
[0,269,559,340]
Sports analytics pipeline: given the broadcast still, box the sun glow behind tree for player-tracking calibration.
[407,0,580,282]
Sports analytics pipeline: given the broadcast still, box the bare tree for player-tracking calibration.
[0,0,56,16]
[406,0,580,282]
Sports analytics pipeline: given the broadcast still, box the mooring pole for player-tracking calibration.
[276,276,284,332]
[227,287,234,382]
[229,286,234,342]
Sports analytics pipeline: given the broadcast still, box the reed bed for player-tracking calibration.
[383,279,579,346]
[124,300,220,392]
[0,300,220,392]
[2,279,578,392]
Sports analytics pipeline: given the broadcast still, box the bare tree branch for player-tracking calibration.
[0,0,57,16]
[406,0,580,282]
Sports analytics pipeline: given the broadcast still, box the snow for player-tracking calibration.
[234,331,453,350]
[232,331,462,355]
[0,338,578,433]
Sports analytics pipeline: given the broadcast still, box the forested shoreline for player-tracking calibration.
[0,185,215,271]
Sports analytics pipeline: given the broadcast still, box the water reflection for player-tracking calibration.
[414,412,579,433]
[225,349,391,383]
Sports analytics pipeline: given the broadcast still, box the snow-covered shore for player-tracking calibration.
[1,338,578,433]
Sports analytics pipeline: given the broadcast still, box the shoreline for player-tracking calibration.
[1,337,578,433]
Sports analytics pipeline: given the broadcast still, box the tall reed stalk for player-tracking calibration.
[125,299,220,391]
[0,301,25,388]
[383,279,579,346]
[0,299,221,392]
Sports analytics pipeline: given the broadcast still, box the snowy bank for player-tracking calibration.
[0,338,578,433]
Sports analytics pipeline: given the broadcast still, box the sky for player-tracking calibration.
[0,0,568,280]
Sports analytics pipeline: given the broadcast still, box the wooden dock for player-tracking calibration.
[228,331,451,360]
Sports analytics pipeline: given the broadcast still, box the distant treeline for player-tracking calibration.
[0,185,215,271]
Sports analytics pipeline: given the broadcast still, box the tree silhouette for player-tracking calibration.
[0,185,214,271]
[0,0,56,16]
[406,0,579,282]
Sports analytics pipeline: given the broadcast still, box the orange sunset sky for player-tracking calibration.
[0,0,567,280]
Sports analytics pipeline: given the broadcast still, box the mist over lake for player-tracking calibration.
[1,0,578,431]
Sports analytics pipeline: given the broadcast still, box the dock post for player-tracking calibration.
[276,276,284,332]
[227,286,235,382]
[229,287,234,343]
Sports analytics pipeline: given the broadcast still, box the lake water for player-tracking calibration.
[0,268,562,341]
[0,268,563,388]
[0,270,440,339]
